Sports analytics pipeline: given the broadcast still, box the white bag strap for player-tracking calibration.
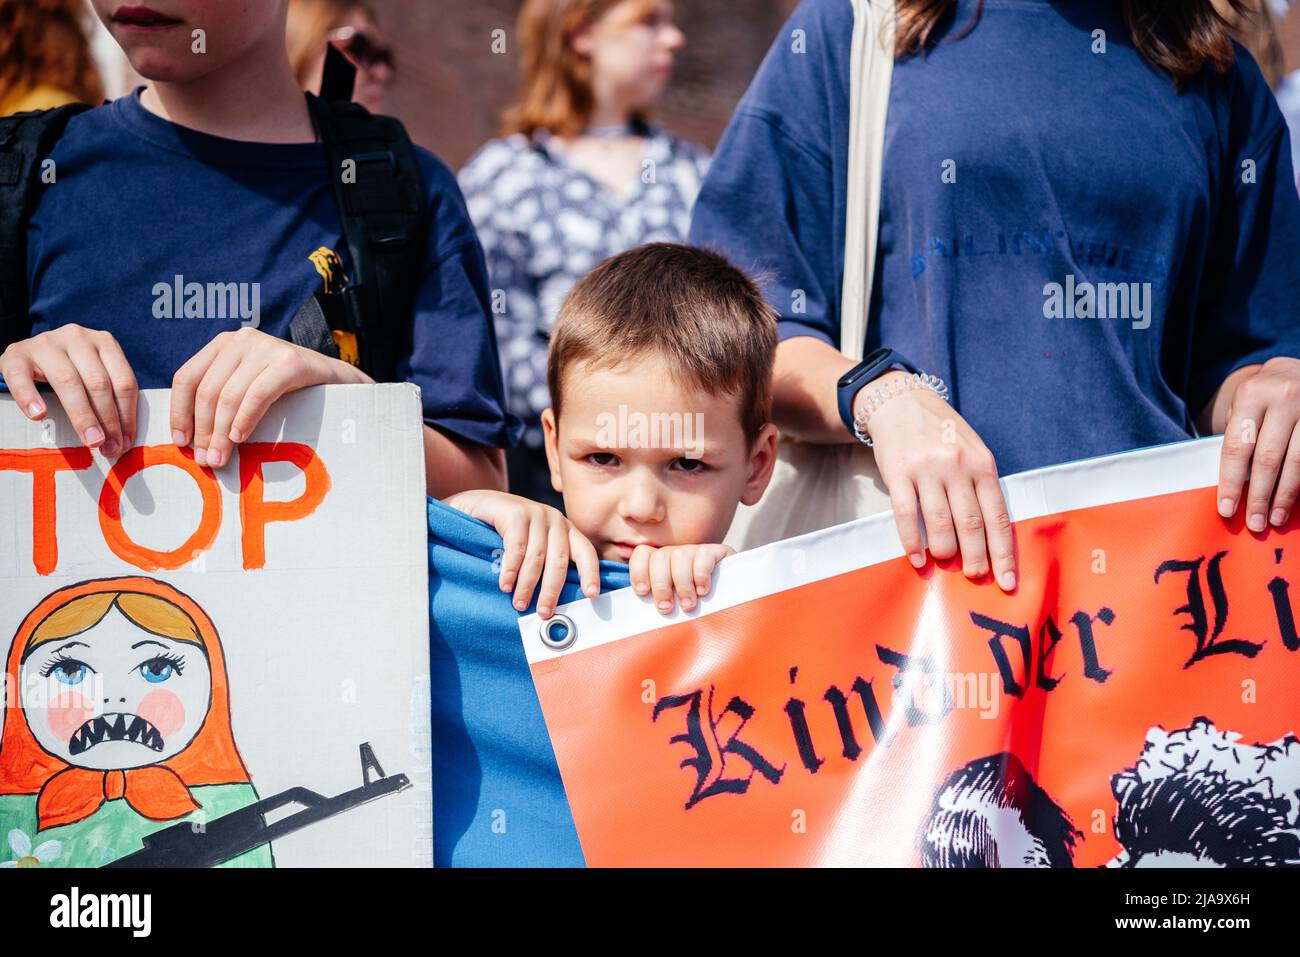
[840,0,895,362]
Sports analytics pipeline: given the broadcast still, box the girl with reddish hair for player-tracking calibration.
[459,0,709,507]
[0,0,103,114]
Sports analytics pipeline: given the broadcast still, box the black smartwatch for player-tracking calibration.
[836,347,920,434]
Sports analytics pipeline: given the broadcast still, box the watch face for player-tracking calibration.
[840,348,893,388]
[862,346,891,368]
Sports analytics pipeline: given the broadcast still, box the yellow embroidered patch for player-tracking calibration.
[332,330,359,366]
[309,247,349,295]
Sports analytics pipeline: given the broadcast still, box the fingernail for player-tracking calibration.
[26,401,43,418]
[635,583,649,596]
[1000,571,1016,590]
[84,426,104,446]
[102,438,119,456]
[194,448,208,466]
[210,449,225,468]
[1272,508,1288,527]
[540,606,552,617]
[1219,497,1235,518]
[908,552,925,568]
[657,600,672,612]
[1248,513,1266,532]
[172,430,186,447]
[584,585,598,597]
[229,427,244,443]
[514,599,526,611]
[681,599,694,611]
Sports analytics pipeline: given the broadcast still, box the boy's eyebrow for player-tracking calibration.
[131,640,170,650]
[573,445,722,457]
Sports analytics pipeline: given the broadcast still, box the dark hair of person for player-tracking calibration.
[897,0,1253,88]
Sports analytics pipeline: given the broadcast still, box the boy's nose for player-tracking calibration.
[618,479,666,525]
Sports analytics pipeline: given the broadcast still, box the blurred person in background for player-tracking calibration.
[1273,0,1300,185]
[1216,0,1286,87]
[0,0,103,115]
[459,0,709,508]
[287,0,393,114]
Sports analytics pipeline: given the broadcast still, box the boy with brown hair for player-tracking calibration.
[446,241,779,616]
[430,242,778,865]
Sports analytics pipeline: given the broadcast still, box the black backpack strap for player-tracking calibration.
[306,93,427,382]
[0,103,94,351]
[289,293,343,360]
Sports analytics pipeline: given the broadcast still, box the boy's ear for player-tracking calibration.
[541,408,564,494]
[740,423,780,507]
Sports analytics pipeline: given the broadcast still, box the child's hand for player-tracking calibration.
[169,328,370,469]
[629,544,734,615]
[0,325,138,455]
[444,489,600,618]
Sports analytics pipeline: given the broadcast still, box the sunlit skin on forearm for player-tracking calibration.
[423,426,507,499]
[775,336,1300,589]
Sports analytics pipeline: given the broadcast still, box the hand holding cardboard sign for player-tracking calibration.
[0,324,138,456]
[169,327,371,470]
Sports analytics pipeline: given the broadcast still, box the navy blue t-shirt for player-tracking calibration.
[690,0,1300,476]
[24,89,520,449]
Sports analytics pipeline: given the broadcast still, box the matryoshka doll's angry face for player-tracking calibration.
[19,605,212,770]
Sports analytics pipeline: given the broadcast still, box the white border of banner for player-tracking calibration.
[519,436,1225,665]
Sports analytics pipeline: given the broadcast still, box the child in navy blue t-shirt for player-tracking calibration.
[1,0,518,496]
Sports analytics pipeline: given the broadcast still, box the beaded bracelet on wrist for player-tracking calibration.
[851,372,950,447]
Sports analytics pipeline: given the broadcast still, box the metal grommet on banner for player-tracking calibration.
[539,613,577,651]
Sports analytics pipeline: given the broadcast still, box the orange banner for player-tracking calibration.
[521,439,1300,867]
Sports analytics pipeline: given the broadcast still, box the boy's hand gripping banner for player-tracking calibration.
[520,438,1300,867]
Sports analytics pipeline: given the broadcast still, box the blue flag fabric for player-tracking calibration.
[426,497,630,867]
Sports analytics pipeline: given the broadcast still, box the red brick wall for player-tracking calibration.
[372,0,800,168]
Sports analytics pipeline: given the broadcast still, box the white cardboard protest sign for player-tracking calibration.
[0,384,430,868]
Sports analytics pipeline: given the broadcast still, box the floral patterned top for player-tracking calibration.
[459,127,710,450]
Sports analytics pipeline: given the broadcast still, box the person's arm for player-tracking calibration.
[403,156,522,494]
[771,336,857,444]
[774,335,1017,591]
[423,427,505,499]
[1188,61,1300,532]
